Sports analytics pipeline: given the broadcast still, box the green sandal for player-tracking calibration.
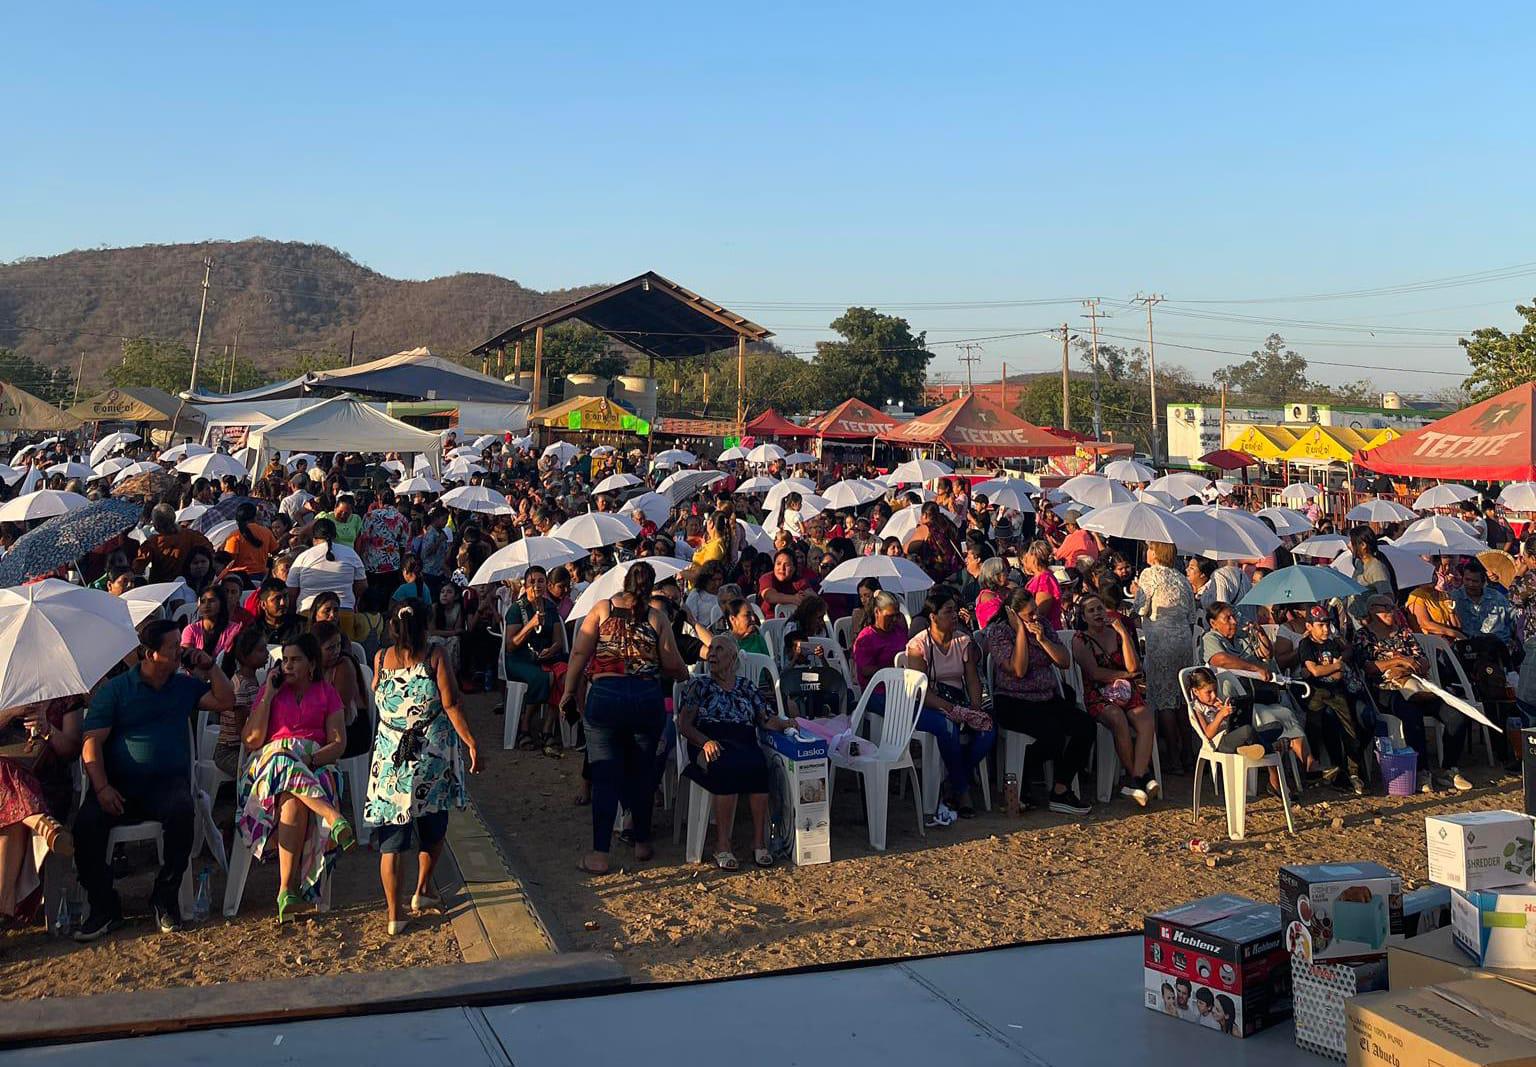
[328,817,357,853]
[277,888,302,924]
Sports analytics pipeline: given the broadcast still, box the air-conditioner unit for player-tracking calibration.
[1289,404,1318,423]
[1179,408,1196,424]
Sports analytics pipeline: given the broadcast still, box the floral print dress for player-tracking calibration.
[1132,564,1200,711]
[365,658,467,827]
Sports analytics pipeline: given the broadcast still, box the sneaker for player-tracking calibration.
[1417,771,1433,794]
[1143,775,1161,799]
[1349,774,1367,796]
[1048,789,1092,816]
[1125,783,1148,806]
[925,802,957,829]
[1451,770,1473,792]
[154,902,184,934]
[73,910,122,942]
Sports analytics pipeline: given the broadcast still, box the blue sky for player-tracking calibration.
[5,1,1535,396]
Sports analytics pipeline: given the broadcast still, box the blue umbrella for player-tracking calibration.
[1237,564,1366,607]
[0,497,142,586]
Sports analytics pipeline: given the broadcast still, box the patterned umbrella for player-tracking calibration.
[112,468,180,502]
[0,497,142,586]
[194,495,276,534]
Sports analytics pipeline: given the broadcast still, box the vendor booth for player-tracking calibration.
[246,394,443,474]
[881,395,1076,462]
[0,382,82,434]
[1352,380,1536,481]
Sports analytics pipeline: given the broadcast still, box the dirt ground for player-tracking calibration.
[0,794,460,1001]
[462,692,1527,983]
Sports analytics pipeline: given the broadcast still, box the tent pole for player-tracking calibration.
[533,327,545,411]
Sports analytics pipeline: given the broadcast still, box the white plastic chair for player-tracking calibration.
[1413,633,1492,764]
[336,661,376,847]
[758,618,789,667]
[738,651,786,718]
[832,615,854,652]
[829,668,929,850]
[893,652,991,814]
[985,655,1039,795]
[104,726,198,913]
[773,602,796,620]
[672,680,716,863]
[1179,667,1295,841]
[802,636,858,711]
[222,816,333,918]
[1069,648,1164,804]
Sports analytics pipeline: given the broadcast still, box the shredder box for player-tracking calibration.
[1143,893,1291,1038]
[1426,811,1536,893]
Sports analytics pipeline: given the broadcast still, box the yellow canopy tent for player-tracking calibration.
[1366,427,1401,449]
[67,386,203,434]
[0,382,82,432]
[1282,425,1378,465]
[1226,425,1299,461]
[530,395,637,433]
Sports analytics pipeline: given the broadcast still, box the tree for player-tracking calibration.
[814,308,933,407]
[540,323,631,385]
[276,351,349,378]
[1212,333,1311,402]
[0,348,74,406]
[106,338,196,394]
[1461,301,1536,400]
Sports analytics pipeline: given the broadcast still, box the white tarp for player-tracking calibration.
[452,401,531,436]
[247,394,443,474]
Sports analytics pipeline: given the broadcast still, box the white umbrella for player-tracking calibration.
[0,465,22,486]
[820,555,935,595]
[1212,479,1241,496]
[1278,483,1321,504]
[0,489,90,523]
[440,485,510,514]
[91,456,135,480]
[120,580,188,626]
[553,512,642,549]
[45,462,93,480]
[1412,483,1478,511]
[745,443,786,465]
[205,519,239,547]
[1102,458,1157,483]
[717,446,749,462]
[568,558,688,621]
[511,434,535,451]
[1389,528,1488,557]
[623,492,673,528]
[651,449,697,468]
[283,452,319,470]
[1402,514,1481,541]
[1496,482,1536,512]
[1134,488,1179,509]
[89,432,140,467]
[820,479,887,511]
[656,469,726,506]
[875,507,924,545]
[1255,506,1314,536]
[782,451,817,466]
[379,459,407,477]
[158,441,212,464]
[734,476,780,495]
[900,487,937,504]
[111,461,164,485]
[593,472,643,494]
[473,434,499,450]
[1331,545,1434,590]
[444,457,487,480]
[396,475,445,495]
[763,494,828,534]
[763,478,819,513]
[176,503,210,525]
[1145,472,1211,499]
[177,452,249,481]
[412,454,432,475]
[1059,474,1135,510]
[1178,505,1282,560]
[0,580,139,708]
[737,520,775,553]
[447,446,483,460]
[1344,499,1417,523]
[542,441,580,467]
[590,445,617,457]
[468,536,586,586]
[1292,534,1349,559]
[987,484,1037,514]
[971,477,1038,501]
[1079,502,1204,550]
[889,458,953,485]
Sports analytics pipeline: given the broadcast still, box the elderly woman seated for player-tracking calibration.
[0,697,82,924]
[675,633,793,870]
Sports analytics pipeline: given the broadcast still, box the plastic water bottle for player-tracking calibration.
[192,868,211,922]
[52,894,72,938]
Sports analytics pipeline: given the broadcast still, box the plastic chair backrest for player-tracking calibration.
[737,651,785,718]
[759,618,788,666]
[1413,633,1482,711]
[747,601,767,624]
[850,667,927,760]
[1179,666,1221,757]
[832,615,854,652]
[802,637,856,698]
[774,602,796,620]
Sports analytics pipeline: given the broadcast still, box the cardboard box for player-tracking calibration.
[1293,956,1390,1062]
[1452,883,1536,969]
[1388,927,1536,994]
[1427,811,1536,893]
[1346,979,1536,1067]
[1280,862,1404,962]
[767,729,829,866]
[1143,894,1291,1038]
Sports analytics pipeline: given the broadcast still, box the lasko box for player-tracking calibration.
[1143,894,1291,1038]
[1426,811,1536,893]
[766,729,829,866]
[1279,862,1403,963]
[1451,882,1536,968]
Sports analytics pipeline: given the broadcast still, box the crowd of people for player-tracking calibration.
[0,428,1531,938]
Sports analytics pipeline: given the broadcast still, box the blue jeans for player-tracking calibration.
[915,706,997,804]
[584,676,666,853]
[1386,691,1468,769]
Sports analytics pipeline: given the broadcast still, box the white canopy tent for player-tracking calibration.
[247,394,443,474]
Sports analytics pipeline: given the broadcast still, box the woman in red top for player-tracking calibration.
[239,633,354,921]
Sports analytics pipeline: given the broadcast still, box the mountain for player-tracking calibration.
[0,239,604,387]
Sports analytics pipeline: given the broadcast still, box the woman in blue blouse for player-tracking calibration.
[676,633,793,870]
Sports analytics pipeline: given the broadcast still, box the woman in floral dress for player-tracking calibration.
[1132,541,1201,773]
[366,601,480,936]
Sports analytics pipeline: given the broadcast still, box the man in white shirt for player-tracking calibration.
[280,474,315,522]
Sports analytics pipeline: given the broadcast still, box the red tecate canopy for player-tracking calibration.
[805,398,900,440]
[1199,448,1259,470]
[881,395,1077,459]
[1352,382,1536,481]
[743,408,815,438]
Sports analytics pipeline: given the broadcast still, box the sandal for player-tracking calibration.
[277,888,302,924]
[34,815,73,858]
[633,842,654,862]
[543,742,563,759]
[572,791,591,807]
[327,817,357,853]
[754,848,775,868]
[713,850,739,870]
[575,856,609,875]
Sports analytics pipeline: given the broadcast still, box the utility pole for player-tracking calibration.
[1135,293,1164,461]
[220,344,231,391]
[348,329,356,367]
[73,351,85,404]
[1000,361,1007,410]
[1080,299,1109,441]
[189,255,212,394]
[957,342,983,396]
[1219,382,1228,447]
[1059,324,1072,431]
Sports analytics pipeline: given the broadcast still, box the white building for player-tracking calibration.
[1164,398,1446,468]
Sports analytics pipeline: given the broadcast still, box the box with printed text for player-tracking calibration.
[1143,894,1291,1039]
[1279,862,1403,963]
[1426,811,1535,893]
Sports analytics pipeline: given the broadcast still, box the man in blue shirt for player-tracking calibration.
[74,619,233,940]
[1451,559,1518,645]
